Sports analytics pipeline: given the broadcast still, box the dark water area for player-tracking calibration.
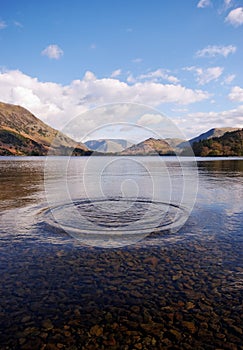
[0,157,242,349]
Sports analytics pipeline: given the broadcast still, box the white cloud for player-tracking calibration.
[2,70,241,140]
[138,69,179,84]
[224,74,235,84]
[41,44,64,59]
[174,105,243,138]
[197,0,211,8]
[127,74,136,83]
[132,58,143,63]
[224,0,232,5]
[111,69,122,78]
[199,67,224,85]
[137,113,164,126]
[225,7,243,26]
[11,86,42,110]
[218,0,233,13]
[228,86,243,102]
[83,71,96,81]
[196,45,236,58]
[13,21,23,28]
[0,20,7,29]
[185,66,224,85]
[224,0,233,8]
[0,69,210,133]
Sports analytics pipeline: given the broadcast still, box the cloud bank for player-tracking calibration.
[0,69,241,138]
[175,106,243,137]
[0,69,210,134]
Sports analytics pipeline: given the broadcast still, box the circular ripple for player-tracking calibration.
[44,104,198,248]
[42,198,189,247]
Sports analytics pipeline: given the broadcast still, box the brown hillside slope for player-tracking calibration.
[121,138,176,155]
[0,102,89,155]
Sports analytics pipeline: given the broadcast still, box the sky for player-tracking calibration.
[0,0,243,139]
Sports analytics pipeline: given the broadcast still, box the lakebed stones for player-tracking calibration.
[0,234,242,349]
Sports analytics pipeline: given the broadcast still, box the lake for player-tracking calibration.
[0,156,242,349]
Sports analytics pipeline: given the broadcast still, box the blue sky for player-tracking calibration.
[0,0,243,139]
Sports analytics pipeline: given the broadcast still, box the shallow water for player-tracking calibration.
[0,157,242,349]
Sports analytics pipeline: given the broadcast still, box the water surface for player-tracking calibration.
[0,157,242,349]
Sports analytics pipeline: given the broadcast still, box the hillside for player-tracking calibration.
[188,127,239,145]
[192,129,243,157]
[165,138,185,149]
[121,138,176,155]
[0,102,90,156]
[0,102,241,157]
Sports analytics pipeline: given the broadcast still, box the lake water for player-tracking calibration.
[0,157,242,349]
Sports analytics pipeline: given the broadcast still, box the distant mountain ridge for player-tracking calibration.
[120,138,179,155]
[119,130,242,156]
[84,139,133,153]
[0,101,241,157]
[0,102,90,156]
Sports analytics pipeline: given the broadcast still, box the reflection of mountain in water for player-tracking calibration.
[198,159,243,177]
[0,159,44,209]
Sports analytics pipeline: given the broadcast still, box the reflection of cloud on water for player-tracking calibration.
[197,163,243,218]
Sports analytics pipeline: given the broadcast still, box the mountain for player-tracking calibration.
[0,101,241,157]
[84,139,133,153]
[122,130,242,157]
[0,102,90,156]
[165,138,185,149]
[121,138,177,155]
[192,129,243,156]
[188,127,239,145]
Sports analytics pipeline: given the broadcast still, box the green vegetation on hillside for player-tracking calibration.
[192,129,243,157]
